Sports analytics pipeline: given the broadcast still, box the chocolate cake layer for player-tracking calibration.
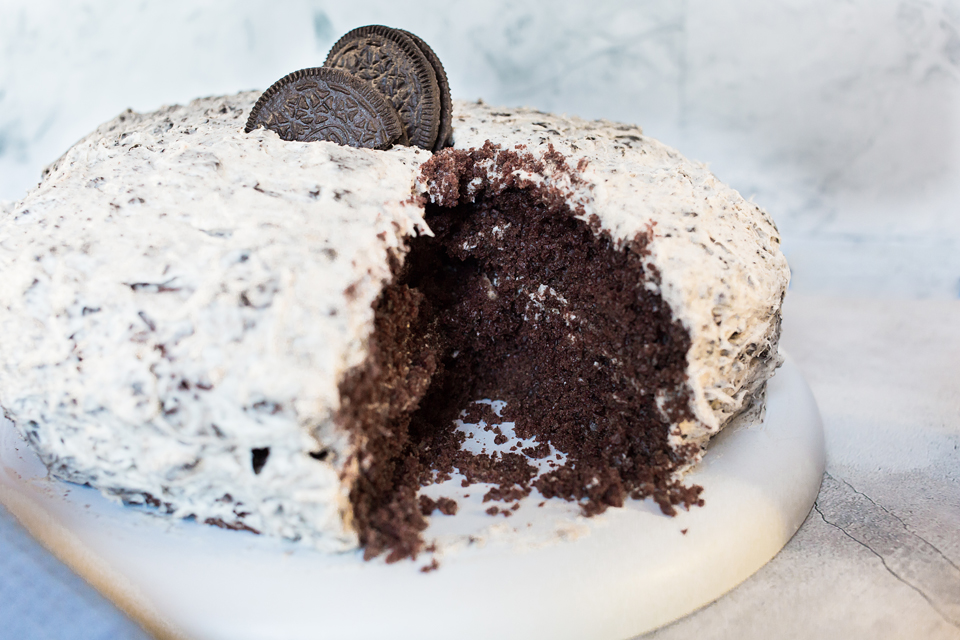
[340,147,706,561]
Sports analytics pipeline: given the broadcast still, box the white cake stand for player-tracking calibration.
[0,356,824,640]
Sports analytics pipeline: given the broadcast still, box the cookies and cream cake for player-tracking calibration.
[0,91,789,560]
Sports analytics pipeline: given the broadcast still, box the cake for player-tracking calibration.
[0,92,789,561]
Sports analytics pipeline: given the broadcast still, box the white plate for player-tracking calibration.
[0,356,824,640]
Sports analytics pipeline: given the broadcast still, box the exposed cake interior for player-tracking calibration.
[338,146,704,562]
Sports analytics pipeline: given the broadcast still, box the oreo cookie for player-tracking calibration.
[399,29,452,151]
[245,67,404,150]
[324,25,441,150]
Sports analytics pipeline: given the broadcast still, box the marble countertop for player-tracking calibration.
[2,293,957,639]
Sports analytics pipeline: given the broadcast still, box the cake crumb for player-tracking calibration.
[420,559,440,573]
[419,495,458,516]
[522,442,551,459]
[436,497,458,515]
[418,495,438,516]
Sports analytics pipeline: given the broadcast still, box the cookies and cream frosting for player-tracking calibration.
[0,92,788,547]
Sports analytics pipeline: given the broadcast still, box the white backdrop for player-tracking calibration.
[1,0,958,297]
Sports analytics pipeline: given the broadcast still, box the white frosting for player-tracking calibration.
[0,92,430,549]
[0,93,787,548]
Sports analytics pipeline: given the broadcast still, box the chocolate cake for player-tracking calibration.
[0,92,789,561]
